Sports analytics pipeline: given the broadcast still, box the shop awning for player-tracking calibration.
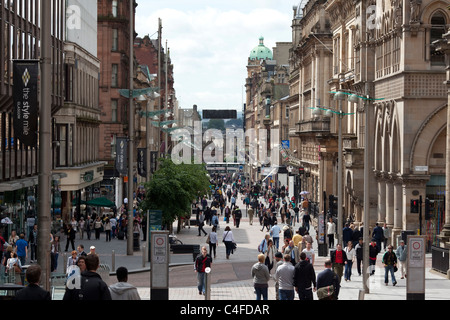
[85,197,115,208]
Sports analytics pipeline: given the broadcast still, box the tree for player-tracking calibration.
[139,158,210,231]
[207,119,225,131]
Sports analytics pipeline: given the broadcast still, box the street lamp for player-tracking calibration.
[331,88,380,294]
[333,91,345,249]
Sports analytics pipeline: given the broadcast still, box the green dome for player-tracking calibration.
[249,36,273,61]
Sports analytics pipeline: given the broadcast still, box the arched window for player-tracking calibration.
[430,11,447,66]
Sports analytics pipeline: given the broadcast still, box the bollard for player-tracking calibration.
[205,267,211,300]
[142,245,146,268]
[112,250,115,272]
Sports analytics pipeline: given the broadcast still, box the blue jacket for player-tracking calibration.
[317,268,340,299]
[372,226,384,240]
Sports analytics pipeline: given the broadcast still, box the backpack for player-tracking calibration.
[258,239,265,253]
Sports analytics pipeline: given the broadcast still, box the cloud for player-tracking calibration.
[135,2,293,112]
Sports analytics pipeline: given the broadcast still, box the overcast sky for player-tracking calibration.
[135,0,301,113]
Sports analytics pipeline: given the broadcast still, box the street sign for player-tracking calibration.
[407,235,426,300]
[150,230,169,300]
[282,140,290,149]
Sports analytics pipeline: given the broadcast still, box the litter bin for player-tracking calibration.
[133,232,140,251]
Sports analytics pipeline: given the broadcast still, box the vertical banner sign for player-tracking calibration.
[13,60,39,147]
[115,137,128,175]
[150,151,158,173]
[137,148,147,178]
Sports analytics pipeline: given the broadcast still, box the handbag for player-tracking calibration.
[13,261,21,274]
[206,234,210,244]
[317,285,334,300]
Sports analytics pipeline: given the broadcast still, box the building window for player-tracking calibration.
[430,12,446,66]
[111,64,118,87]
[112,0,118,17]
[54,124,73,167]
[111,99,118,122]
[112,29,118,51]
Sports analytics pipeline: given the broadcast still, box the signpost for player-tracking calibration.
[150,230,169,300]
[407,235,426,300]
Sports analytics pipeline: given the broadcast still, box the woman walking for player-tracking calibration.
[344,240,356,281]
[222,226,235,259]
[208,226,218,259]
[251,254,270,300]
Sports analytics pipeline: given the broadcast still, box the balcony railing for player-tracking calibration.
[296,118,330,134]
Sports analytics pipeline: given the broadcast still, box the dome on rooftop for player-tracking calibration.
[249,36,273,61]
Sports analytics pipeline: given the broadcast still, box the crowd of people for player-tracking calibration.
[0,192,148,300]
[192,173,410,300]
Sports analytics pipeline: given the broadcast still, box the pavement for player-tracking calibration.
[48,195,450,301]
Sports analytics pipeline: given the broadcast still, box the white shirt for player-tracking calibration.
[302,248,315,264]
[344,247,356,261]
[222,230,234,242]
[327,222,335,234]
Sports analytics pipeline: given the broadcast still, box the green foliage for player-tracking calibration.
[207,119,225,131]
[140,158,210,227]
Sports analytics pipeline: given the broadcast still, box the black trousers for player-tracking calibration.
[65,238,75,251]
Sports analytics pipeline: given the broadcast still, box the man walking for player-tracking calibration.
[275,254,296,300]
[294,252,316,300]
[355,237,364,276]
[369,238,380,275]
[372,223,384,252]
[109,266,141,300]
[15,233,28,266]
[197,211,207,237]
[396,240,407,279]
[234,206,242,228]
[382,245,397,286]
[194,246,212,295]
[269,221,281,250]
[330,243,347,283]
[317,259,340,300]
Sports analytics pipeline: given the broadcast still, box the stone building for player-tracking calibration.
[288,0,334,214]
[53,0,106,222]
[244,37,291,183]
[0,0,65,233]
[97,0,137,205]
[263,0,449,248]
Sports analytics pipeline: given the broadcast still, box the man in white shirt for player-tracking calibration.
[275,254,296,300]
[269,221,281,250]
[302,241,315,265]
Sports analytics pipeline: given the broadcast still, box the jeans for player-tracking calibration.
[279,289,295,300]
[197,272,206,294]
[273,237,280,250]
[344,260,353,280]
[254,285,268,300]
[384,265,396,284]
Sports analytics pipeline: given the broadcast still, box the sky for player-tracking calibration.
[135,0,303,114]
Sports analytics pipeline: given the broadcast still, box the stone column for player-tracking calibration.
[377,174,387,224]
[435,31,450,248]
[393,178,403,246]
[385,179,394,226]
